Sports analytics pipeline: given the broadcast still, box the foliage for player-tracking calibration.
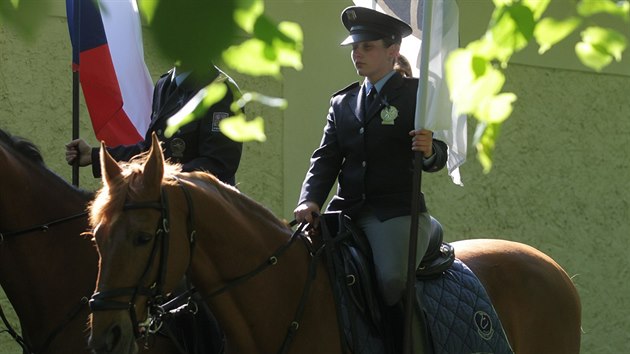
[446,0,629,172]
[1,0,627,170]
[136,0,303,142]
[0,0,302,143]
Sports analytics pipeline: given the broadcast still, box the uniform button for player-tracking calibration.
[157,129,163,135]
[362,193,366,199]
[359,127,364,134]
[362,161,366,167]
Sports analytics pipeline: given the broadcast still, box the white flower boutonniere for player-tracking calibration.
[380,96,398,125]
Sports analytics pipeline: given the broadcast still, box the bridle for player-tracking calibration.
[89,180,182,340]
[0,210,90,354]
[0,211,87,241]
[88,178,323,354]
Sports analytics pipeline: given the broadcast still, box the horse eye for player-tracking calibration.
[134,232,154,246]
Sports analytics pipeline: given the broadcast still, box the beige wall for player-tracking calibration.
[0,0,629,352]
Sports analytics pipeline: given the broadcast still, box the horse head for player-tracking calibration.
[88,133,192,354]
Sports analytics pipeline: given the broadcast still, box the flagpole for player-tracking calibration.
[403,0,433,352]
[71,0,81,186]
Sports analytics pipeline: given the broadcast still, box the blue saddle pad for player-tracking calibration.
[419,259,514,354]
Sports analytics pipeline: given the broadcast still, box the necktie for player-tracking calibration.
[366,87,376,110]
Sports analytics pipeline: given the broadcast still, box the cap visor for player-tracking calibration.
[340,33,383,46]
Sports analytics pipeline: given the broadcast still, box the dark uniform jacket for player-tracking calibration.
[91,66,243,185]
[298,72,448,221]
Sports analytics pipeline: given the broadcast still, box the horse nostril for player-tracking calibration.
[105,324,122,352]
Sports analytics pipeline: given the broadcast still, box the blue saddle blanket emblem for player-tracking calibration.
[419,259,514,354]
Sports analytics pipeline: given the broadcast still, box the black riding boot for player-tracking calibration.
[390,293,432,354]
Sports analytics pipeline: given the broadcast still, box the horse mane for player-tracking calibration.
[0,128,44,164]
[89,152,289,231]
[185,171,289,231]
[89,151,179,227]
[0,128,94,201]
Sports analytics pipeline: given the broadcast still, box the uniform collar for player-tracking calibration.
[365,70,396,94]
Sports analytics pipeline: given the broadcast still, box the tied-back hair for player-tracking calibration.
[394,54,412,77]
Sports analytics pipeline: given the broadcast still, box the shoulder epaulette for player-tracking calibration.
[404,76,419,83]
[332,81,360,97]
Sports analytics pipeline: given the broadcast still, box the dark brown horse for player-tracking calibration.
[0,129,187,354]
[88,133,581,354]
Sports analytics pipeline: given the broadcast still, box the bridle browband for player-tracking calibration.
[0,210,91,354]
[88,178,323,354]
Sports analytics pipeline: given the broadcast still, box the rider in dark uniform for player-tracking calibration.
[294,7,448,353]
[66,65,242,186]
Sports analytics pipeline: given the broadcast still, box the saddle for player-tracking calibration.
[318,212,455,353]
[417,217,455,280]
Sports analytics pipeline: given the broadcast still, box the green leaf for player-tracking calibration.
[231,92,287,112]
[445,49,479,113]
[474,122,501,174]
[578,0,630,21]
[224,13,302,76]
[492,0,512,7]
[489,4,535,63]
[164,83,227,137]
[461,68,506,119]
[581,26,627,60]
[275,21,303,70]
[0,0,49,40]
[575,41,613,71]
[446,47,508,117]
[150,0,238,73]
[254,14,293,46]
[535,17,582,54]
[523,0,551,20]
[475,92,517,124]
[219,114,267,142]
[467,37,501,61]
[223,39,283,77]
[576,26,627,70]
[234,0,264,33]
[137,0,158,24]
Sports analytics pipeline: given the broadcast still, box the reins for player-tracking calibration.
[0,211,88,241]
[0,210,91,354]
[90,176,324,354]
[202,222,307,299]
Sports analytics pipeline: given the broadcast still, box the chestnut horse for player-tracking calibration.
[87,133,581,354]
[0,128,188,354]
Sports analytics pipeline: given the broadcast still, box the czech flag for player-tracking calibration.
[66,0,152,146]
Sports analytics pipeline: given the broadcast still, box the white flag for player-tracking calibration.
[353,0,467,185]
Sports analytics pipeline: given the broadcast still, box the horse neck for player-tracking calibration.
[0,157,96,351]
[0,153,89,229]
[183,185,341,353]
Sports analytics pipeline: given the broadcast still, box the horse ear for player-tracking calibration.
[142,132,164,189]
[100,141,122,187]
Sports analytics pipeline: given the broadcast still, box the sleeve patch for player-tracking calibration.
[212,112,230,132]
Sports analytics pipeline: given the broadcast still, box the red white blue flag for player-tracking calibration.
[66,0,152,146]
